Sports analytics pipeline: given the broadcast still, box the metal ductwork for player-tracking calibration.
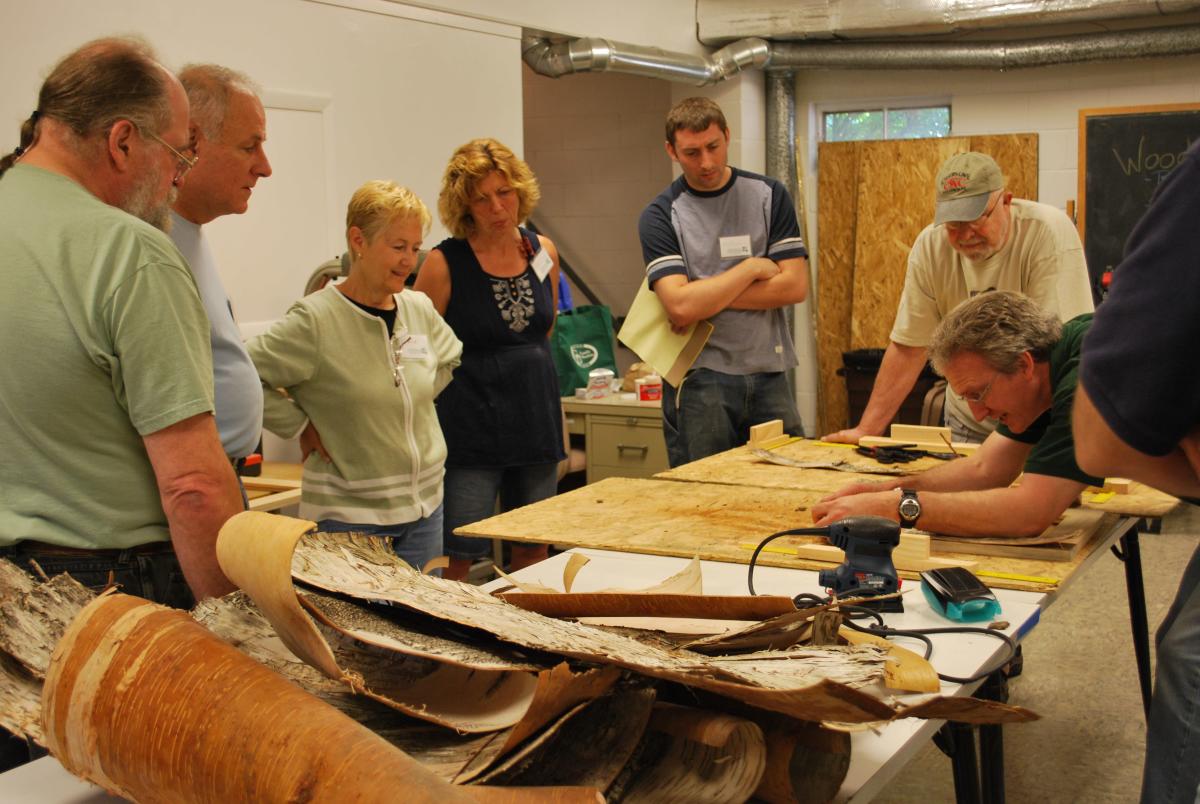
[697,0,1200,44]
[767,23,1200,70]
[521,35,770,86]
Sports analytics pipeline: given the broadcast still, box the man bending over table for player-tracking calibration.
[812,290,1099,537]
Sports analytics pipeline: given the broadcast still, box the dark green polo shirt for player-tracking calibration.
[996,314,1102,486]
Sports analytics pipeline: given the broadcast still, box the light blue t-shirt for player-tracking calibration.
[169,212,263,458]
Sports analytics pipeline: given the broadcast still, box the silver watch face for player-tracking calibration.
[899,497,920,521]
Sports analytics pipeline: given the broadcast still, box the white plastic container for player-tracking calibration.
[585,368,615,399]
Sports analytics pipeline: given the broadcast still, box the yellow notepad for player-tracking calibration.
[616,279,712,387]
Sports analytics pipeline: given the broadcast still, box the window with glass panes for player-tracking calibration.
[823,106,950,142]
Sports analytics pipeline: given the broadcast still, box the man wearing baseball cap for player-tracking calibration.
[825,151,1093,445]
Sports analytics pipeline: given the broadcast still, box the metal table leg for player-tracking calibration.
[934,669,1008,804]
[1111,523,1153,718]
[978,672,1007,804]
[934,721,981,804]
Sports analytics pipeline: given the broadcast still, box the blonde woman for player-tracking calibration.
[248,181,462,568]
[414,138,563,581]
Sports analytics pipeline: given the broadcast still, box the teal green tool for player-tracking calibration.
[920,566,1002,622]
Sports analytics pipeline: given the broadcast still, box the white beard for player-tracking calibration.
[121,161,176,232]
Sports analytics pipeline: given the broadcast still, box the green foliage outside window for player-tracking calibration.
[824,106,950,142]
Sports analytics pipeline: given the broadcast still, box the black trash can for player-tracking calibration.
[839,348,943,428]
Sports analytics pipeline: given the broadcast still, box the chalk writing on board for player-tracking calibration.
[1078,104,1200,303]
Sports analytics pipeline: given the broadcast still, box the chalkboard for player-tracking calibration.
[1078,103,1200,302]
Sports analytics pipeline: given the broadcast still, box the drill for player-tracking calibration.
[817,516,903,612]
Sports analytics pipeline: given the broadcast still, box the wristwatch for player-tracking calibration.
[898,489,921,528]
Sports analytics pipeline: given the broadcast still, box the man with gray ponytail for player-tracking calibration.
[812,290,1100,539]
[0,38,242,605]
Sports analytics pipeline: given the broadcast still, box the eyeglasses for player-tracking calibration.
[144,129,198,183]
[961,370,1001,405]
[944,191,1002,235]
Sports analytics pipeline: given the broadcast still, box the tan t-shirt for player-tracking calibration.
[891,199,1094,439]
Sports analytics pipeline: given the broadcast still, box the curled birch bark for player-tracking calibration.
[41,592,477,804]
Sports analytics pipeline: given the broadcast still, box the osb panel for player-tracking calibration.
[458,478,825,556]
[815,141,861,434]
[655,439,938,494]
[968,133,1038,201]
[655,441,1176,519]
[459,476,1139,593]
[849,137,968,351]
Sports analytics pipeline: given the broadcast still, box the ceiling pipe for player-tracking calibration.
[766,24,1200,70]
[521,35,770,86]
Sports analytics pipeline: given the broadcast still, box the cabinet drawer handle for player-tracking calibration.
[617,443,649,455]
[625,417,639,426]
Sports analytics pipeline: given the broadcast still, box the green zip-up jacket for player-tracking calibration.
[247,286,462,524]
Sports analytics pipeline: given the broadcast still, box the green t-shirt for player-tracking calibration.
[0,166,214,549]
[996,314,1101,486]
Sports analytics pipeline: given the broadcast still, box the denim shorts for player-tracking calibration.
[442,464,558,560]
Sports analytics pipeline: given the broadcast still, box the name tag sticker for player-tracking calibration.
[719,234,752,259]
[400,334,430,360]
[531,248,553,281]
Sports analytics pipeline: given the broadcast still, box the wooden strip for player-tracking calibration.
[497,593,798,621]
[243,477,302,492]
[247,488,302,512]
[929,507,1107,562]
[890,424,951,443]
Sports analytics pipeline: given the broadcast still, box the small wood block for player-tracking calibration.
[1103,477,1132,494]
[787,539,972,572]
[894,531,932,563]
[890,424,952,444]
[748,419,789,449]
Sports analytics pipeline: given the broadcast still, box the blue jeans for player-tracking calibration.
[319,502,444,571]
[1141,539,1200,803]
[443,464,558,560]
[661,368,803,467]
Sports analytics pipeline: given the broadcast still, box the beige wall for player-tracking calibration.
[522,67,768,320]
[522,67,672,317]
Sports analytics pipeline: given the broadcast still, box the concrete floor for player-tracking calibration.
[878,503,1200,803]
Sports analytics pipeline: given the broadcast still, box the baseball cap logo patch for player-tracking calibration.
[942,175,968,192]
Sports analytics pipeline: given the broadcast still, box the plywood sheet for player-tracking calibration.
[455,476,1090,592]
[968,133,1038,202]
[849,137,967,351]
[816,141,861,434]
[655,440,941,494]
[655,441,1176,520]
[459,478,825,559]
[1081,485,1178,518]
